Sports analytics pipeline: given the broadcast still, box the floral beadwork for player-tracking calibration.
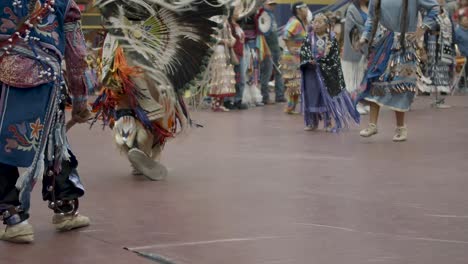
[4,118,43,153]
[0,0,56,55]
[0,7,19,33]
[35,14,59,45]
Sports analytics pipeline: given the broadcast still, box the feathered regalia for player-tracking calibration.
[235,0,264,18]
[93,0,228,180]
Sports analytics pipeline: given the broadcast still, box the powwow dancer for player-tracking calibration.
[424,0,456,107]
[207,16,236,112]
[300,14,359,132]
[0,0,92,243]
[356,0,440,142]
[93,0,228,180]
[281,2,309,114]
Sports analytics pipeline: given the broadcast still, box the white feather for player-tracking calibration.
[96,0,232,13]
[106,8,203,76]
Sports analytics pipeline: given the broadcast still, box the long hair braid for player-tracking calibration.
[400,0,410,53]
[367,0,381,54]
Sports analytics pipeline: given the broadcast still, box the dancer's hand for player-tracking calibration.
[72,103,92,124]
[407,27,426,43]
[354,37,367,52]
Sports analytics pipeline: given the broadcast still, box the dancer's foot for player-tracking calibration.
[128,148,168,181]
[284,108,299,115]
[212,106,230,112]
[360,123,378,137]
[326,126,337,133]
[393,126,407,142]
[53,213,90,232]
[0,221,34,243]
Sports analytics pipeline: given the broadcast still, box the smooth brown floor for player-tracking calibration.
[1,96,468,264]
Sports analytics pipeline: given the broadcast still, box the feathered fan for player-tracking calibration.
[95,0,229,92]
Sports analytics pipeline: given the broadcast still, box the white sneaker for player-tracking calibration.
[0,222,34,243]
[393,126,408,142]
[53,213,90,232]
[360,123,378,137]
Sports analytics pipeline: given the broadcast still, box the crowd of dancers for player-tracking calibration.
[201,0,468,139]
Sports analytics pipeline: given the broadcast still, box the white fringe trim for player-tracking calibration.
[242,83,262,105]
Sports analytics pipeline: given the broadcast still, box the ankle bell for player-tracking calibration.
[49,199,79,216]
[1,207,23,225]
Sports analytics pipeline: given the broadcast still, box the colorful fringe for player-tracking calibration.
[91,47,178,144]
[355,30,423,112]
[284,93,299,114]
[316,67,360,132]
[256,35,271,62]
[353,31,394,102]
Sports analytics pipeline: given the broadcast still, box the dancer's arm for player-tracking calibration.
[64,0,91,123]
[361,0,376,42]
[283,19,302,55]
[418,0,440,31]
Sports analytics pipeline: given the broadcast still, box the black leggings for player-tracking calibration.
[0,157,84,221]
[0,163,21,208]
